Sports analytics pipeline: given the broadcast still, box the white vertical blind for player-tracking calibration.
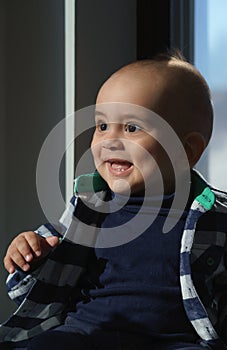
[65,0,75,203]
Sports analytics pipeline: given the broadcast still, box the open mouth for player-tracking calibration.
[106,159,133,175]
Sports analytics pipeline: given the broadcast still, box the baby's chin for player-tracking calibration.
[110,179,132,196]
[108,179,146,197]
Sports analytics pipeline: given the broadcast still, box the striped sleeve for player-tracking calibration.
[6,195,78,305]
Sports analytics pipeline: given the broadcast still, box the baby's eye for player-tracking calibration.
[125,123,142,133]
[97,123,108,131]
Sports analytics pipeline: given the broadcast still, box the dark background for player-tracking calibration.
[0,0,194,321]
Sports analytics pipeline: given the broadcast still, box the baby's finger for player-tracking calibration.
[14,232,38,261]
[22,231,42,257]
[4,255,16,274]
[4,255,14,274]
[4,232,38,271]
[4,252,30,273]
[39,235,60,257]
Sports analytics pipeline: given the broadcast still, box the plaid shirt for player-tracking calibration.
[0,170,227,349]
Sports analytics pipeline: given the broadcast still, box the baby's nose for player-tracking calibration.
[102,138,124,150]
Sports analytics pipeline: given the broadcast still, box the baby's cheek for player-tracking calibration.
[91,145,100,166]
[136,152,161,183]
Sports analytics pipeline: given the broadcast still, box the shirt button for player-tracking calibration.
[207,257,215,266]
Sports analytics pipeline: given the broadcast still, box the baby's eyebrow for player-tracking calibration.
[95,111,106,118]
[96,111,141,119]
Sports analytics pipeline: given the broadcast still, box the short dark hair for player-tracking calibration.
[115,50,213,146]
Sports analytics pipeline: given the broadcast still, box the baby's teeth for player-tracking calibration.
[116,168,125,172]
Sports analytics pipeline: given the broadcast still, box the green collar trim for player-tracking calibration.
[191,170,215,210]
[195,187,215,210]
[73,170,216,211]
[74,172,108,194]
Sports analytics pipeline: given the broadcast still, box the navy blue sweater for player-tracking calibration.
[69,193,197,341]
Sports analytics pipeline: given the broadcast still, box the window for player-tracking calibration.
[195,0,227,190]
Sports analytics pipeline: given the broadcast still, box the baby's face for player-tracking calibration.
[91,72,178,195]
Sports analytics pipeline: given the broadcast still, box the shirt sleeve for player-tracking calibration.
[5,194,78,305]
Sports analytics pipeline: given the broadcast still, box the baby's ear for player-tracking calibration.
[183,132,206,168]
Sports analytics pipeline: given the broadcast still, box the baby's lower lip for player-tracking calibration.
[106,160,133,176]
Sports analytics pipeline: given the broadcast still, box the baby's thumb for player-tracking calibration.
[45,235,60,248]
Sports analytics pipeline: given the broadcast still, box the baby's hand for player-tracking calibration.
[4,231,60,274]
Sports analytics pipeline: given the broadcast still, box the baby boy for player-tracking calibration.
[1,52,227,350]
